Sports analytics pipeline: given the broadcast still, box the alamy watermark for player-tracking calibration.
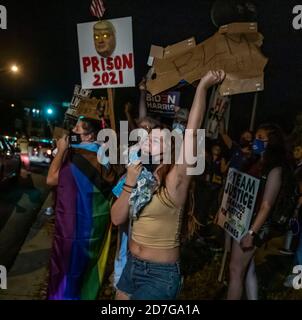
[96,121,206,176]
[293,265,302,290]
[293,5,302,30]
[0,5,7,30]
[0,265,7,289]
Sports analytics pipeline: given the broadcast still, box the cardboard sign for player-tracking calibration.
[146,91,180,118]
[216,168,260,242]
[66,85,92,117]
[146,23,268,97]
[76,97,109,121]
[77,17,135,89]
[53,127,69,140]
[204,86,231,140]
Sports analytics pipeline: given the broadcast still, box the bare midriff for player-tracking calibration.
[129,239,180,264]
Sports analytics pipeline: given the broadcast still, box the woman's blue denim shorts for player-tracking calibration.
[116,252,182,300]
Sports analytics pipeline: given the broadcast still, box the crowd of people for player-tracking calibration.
[45,70,302,300]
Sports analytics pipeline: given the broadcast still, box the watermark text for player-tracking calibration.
[0,5,7,30]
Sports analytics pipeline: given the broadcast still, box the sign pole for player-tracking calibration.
[249,92,258,132]
[107,88,116,131]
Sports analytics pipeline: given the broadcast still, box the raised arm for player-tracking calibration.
[46,135,69,186]
[173,70,225,181]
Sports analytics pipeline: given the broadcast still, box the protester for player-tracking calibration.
[112,78,160,291]
[219,121,254,170]
[111,70,225,300]
[112,115,160,291]
[46,117,116,300]
[227,123,288,300]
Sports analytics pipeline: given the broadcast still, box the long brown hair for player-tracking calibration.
[152,126,200,241]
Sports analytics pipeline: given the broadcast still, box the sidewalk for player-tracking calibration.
[0,192,53,300]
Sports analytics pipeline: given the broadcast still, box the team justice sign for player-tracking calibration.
[77,17,135,89]
[217,168,260,242]
[0,5,7,29]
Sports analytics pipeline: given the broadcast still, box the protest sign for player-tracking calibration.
[76,97,109,121]
[216,168,260,242]
[146,91,180,118]
[204,86,231,139]
[77,17,135,89]
[146,22,268,97]
[66,85,92,117]
[53,127,69,140]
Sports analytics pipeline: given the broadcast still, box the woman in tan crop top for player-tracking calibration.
[111,70,226,300]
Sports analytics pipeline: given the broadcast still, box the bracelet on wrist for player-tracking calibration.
[122,187,132,194]
[124,183,137,189]
[248,230,257,237]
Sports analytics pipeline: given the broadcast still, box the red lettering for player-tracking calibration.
[109,72,118,85]
[161,95,168,103]
[114,56,122,70]
[82,57,91,73]
[122,53,133,69]
[102,72,109,85]
[93,74,102,86]
[91,57,100,72]
[100,58,106,71]
[118,70,124,84]
[106,57,114,71]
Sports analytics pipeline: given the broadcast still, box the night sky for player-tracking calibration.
[0,0,302,134]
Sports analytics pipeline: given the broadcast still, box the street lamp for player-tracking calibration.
[0,64,21,74]
[10,65,19,73]
[47,108,54,115]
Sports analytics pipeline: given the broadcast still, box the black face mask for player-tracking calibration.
[69,132,82,145]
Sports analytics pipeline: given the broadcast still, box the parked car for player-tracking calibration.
[0,135,21,183]
[28,138,53,166]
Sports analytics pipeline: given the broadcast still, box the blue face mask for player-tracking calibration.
[172,122,185,134]
[252,139,267,155]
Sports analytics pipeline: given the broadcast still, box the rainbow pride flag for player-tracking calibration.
[47,146,113,300]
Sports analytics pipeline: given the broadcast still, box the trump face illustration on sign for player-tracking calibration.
[93,20,116,57]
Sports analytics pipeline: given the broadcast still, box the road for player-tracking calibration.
[0,166,50,270]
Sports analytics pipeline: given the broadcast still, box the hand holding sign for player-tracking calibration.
[198,70,226,90]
